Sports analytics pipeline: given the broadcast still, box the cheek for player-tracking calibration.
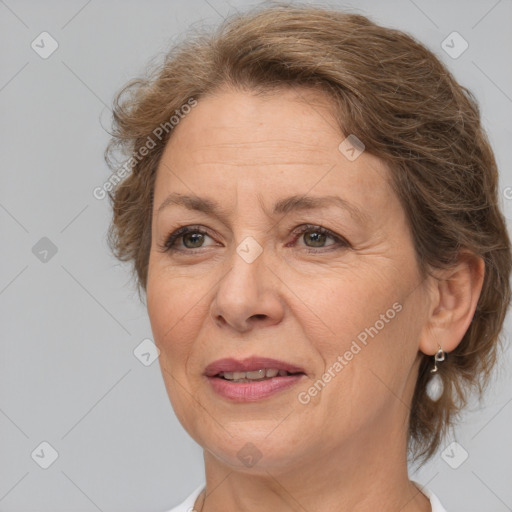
[146,271,211,431]
[322,286,423,410]
[288,264,402,349]
[146,269,207,369]
[290,261,420,402]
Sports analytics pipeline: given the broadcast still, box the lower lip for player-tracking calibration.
[207,374,305,402]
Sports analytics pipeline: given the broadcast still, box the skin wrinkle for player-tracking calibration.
[156,193,369,229]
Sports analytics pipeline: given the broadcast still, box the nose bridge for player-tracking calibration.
[210,234,284,331]
[220,235,267,305]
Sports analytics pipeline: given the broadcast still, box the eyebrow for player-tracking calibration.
[156,192,368,224]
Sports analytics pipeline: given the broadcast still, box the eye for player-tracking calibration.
[289,224,350,251]
[160,224,349,254]
[161,225,218,252]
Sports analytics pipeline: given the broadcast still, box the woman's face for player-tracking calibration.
[147,86,432,470]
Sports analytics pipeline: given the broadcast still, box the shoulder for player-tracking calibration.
[163,483,205,512]
[412,480,448,512]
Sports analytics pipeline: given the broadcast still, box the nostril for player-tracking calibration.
[215,315,227,326]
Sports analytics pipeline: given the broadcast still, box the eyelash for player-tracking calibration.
[160,224,350,253]
[286,224,349,252]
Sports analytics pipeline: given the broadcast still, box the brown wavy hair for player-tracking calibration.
[105,2,511,463]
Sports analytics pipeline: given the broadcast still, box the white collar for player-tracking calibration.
[412,480,448,512]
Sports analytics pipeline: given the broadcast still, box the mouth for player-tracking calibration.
[204,357,306,402]
[204,357,306,378]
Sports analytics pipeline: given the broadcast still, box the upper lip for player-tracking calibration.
[204,357,306,377]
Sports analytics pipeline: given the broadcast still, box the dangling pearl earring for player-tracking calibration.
[425,344,445,401]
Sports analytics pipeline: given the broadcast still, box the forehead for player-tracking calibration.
[155,86,394,211]
[165,86,339,163]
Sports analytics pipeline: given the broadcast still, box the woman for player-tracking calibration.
[105,4,511,511]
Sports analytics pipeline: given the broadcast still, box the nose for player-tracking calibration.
[210,245,285,333]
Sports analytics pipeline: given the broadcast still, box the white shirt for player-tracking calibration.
[164,480,448,511]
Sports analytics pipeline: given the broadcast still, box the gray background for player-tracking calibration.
[1,0,511,510]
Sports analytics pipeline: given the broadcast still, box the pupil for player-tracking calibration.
[183,232,204,248]
[305,231,326,247]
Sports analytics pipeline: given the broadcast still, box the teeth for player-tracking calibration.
[219,368,288,381]
[246,369,266,379]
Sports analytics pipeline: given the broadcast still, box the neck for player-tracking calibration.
[198,418,431,512]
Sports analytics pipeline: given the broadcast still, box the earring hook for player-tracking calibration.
[431,344,445,373]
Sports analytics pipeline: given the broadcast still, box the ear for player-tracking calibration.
[419,251,485,356]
